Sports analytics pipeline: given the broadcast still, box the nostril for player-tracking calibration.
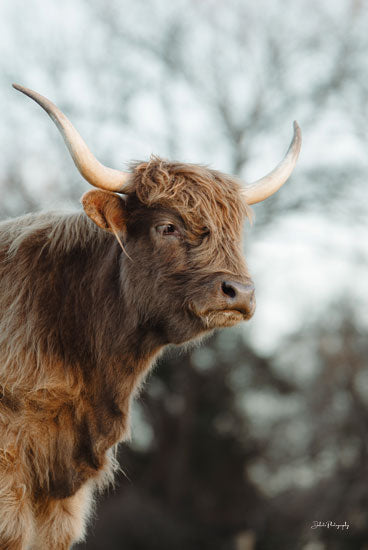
[221,281,236,299]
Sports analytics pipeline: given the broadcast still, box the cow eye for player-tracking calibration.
[156,224,180,237]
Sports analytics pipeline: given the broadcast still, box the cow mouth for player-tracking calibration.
[199,308,252,328]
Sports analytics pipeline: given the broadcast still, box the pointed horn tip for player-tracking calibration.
[293,120,302,142]
[12,83,33,97]
[12,84,42,101]
[12,83,27,92]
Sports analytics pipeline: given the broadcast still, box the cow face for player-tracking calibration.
[82,158,255,345]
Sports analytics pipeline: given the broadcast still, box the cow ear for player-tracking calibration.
[81,190,127,233]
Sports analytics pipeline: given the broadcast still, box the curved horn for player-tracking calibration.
[242,121,302,205]
[12,84,130,192]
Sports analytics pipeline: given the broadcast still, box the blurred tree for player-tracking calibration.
[1,0,368,224]
[249,307,368,549]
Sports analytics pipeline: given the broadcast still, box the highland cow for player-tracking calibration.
[0,84,301,549]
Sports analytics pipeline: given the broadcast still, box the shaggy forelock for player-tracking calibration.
[129,156,251,273]
[130,156,249,234]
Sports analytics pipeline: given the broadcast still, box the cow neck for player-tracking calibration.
[34,233,166,498]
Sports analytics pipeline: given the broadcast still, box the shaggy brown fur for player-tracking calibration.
[0,157,253,549]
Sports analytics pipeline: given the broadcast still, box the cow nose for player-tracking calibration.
[221,281,255,317]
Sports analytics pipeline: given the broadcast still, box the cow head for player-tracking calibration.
[12,84,301,345]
